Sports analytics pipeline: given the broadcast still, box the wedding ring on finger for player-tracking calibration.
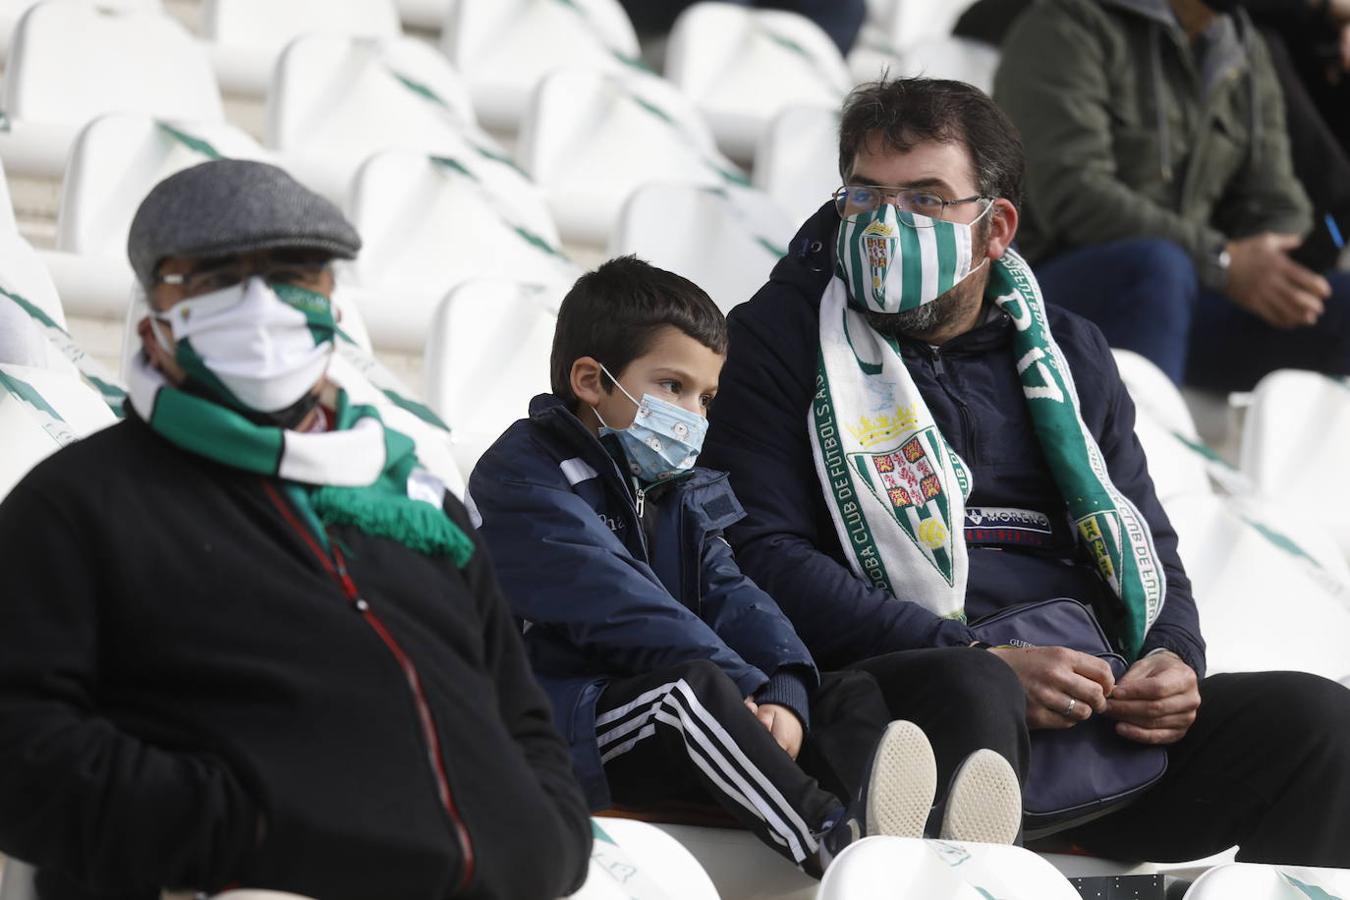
[1062,697,1077,717]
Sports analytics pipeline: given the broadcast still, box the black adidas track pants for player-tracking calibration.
[594,659,890,865]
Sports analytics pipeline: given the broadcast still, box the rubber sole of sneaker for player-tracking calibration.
[939,748,1022,844]
[865,720,937,839]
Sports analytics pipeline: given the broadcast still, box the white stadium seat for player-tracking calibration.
[819,836,1081,899]
[665,3,852,163]
[393,0,443,30]
[1183,862,1350,898]
[1,232,64,332]
[0,0,161,64]
[1168,491,1350,684]
[753,104,840,229]
[861,0,979,53]
[345,148,578,352]
[1112,349,1214,501]
[517,67,744,246]
[424,279,560,476]
[204,0,401,96]
[0,362,118,499]
[645,823,816,900]
[441,0,643,132]
[267,34,490,204]
[610,181,792,314]
[0,157,16,236]
[0,0,222,178]
[894,37,1000,94]
[1240,369,1350,563]
[573,819,720,900]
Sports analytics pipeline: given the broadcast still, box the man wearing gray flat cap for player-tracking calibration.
[0,159,592,900]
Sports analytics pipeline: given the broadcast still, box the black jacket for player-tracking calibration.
[700,203,1206,676]
[0,415,591,900]
[467,394,817,809]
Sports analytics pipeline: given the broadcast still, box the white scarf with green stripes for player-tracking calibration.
[810,247,1165,657]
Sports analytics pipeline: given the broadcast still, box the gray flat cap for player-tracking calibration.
[127,159,362,287]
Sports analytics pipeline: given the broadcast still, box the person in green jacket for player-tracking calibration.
[994,0,1350,391]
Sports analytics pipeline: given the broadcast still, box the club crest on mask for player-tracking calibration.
[863,219,897,307]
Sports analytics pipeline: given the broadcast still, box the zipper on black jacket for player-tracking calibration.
[262,481,476,893]
[927,346,980,463]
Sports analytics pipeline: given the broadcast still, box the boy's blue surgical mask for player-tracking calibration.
[594,364,707,482]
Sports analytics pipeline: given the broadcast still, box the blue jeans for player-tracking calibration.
[1033,238,1350,391]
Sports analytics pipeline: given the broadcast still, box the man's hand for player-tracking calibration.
[1103,651,1200,745]
[988,646,1115,730]
[1226,233,1332,328]
[746,700,804,760]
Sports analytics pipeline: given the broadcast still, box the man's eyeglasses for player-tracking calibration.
[833,185,992,226]
[157,258,331,298]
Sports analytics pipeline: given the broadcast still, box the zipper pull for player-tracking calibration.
[354,597,370,613]
[930,347,945,377]
[635,487,646,519]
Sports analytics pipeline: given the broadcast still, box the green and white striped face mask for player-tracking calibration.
[836,203,991,314]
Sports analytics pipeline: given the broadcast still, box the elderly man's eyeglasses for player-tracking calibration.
[833,185,992,226]
[157,259,331,298]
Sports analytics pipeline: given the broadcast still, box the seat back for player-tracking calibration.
[1240,369,1350,561]
[441,0,641,131]
[611,182,792,314]
[576,819,721,900]
[346,148,577,351]
[57,114,267,258]
[0,156,16,236]
[423,279,559,476]
[518,68,738,245]
[1110,349,1213,502]
[1,232,65,330]
[1166,491,1350,683]
[0,0,160,64]
[269,35,477,155]
[4,0,222,126]
[753,104,839,228]
[267,34,487,202]
[819,836,1081,899]
[896,36,1000,94]
[863,0,978,51]
[205,0,400,56]
[0,362,119,499]
[665,4,851,162]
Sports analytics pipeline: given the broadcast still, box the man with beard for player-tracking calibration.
[700,77,1350,864]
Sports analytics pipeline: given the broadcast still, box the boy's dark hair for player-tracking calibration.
[838,77,1025,210]
[550,255,728,405]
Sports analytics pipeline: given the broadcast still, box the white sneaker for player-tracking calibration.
[938,748,1022,844]
[863,720,938,839]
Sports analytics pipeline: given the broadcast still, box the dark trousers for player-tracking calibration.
[1063,671,1350,868]
[851,647,1031,829]
[596,659,889,865]
[1034,237,1350,391]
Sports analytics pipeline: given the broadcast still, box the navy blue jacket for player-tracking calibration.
[468,394,819,809]
[700,202,1206,677]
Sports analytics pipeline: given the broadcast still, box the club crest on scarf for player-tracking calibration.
[846,409,959,585]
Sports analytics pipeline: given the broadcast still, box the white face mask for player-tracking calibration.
[152,276,336,413]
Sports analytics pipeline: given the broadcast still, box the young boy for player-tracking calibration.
[468,257,1018,872]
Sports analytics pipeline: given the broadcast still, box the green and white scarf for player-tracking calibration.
[810,248,1165,657]
[126,356,474,566]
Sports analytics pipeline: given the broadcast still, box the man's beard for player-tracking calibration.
[864,228,992,341]
[865,285,974,339]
